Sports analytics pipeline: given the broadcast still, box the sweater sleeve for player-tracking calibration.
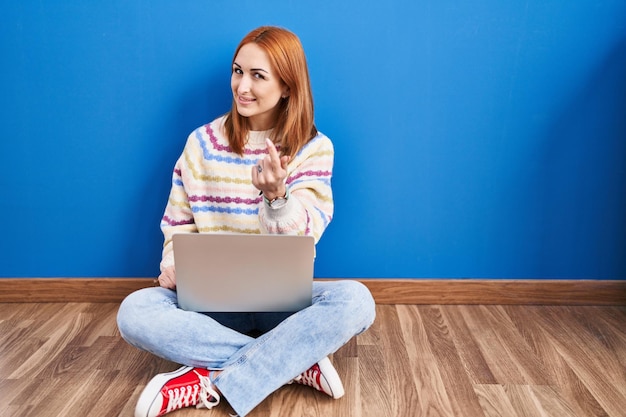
[159,139,198,271]
[258,133,334,244]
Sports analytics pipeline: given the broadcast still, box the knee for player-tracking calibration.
[328,280,376,333]
[116,287,172,341]
[116,290,142,341]
[348,280,376,328]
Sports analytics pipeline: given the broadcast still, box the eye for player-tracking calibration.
[233,67,243,75]
[253,72,266,80]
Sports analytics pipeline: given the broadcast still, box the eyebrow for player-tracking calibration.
[233,62,269,73]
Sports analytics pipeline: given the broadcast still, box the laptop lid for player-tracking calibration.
[172,233,315,312]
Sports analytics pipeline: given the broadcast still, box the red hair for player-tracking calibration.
[223,26,317,159]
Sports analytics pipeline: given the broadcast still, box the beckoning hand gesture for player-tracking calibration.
[252,138,290,200]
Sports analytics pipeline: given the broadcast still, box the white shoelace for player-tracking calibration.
[195,372,221,410]
[165,370,220,412]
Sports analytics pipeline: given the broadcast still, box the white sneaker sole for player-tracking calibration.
[317,357,345,399]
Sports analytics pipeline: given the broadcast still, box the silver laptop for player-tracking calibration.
[173,233,314,312]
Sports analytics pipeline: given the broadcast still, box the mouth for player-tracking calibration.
[237,95,256,105]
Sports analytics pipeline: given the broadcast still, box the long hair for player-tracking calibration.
[223,26,317,159]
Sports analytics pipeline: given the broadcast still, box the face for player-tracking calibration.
[231,43,289,131]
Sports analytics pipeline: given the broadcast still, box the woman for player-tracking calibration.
[117,26,376,417]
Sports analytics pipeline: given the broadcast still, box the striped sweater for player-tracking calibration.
[160,115,334,271]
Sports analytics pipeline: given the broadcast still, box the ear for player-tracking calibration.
[281,86,290,99]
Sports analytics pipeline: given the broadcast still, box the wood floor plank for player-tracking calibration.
[418,306,486,417]
[396,305,457,417]
[459,305,547,385]
[8,307,89,379]
[503,306,610,417]
[0,302,31,326]
[0,327,46,377]
[528,385,582,417]
[569,306,626,373]
[91,370,143,417]
[440,305,497,385]
[357,306,395,416]
[526,307,626,417]
[478,306,552,385]
[8,375,63,417]
[380,306,422,417]
[328,339,361,416]
[67,303,120,347]
[473,384,522,417]
[502,306,567,383]
[38,336,117,379]
[594,307,626,338]
[116,386,145,417]
[504,385,560,417]
[0,377,45,417]
[360,305,420,417]
[503,384,584,417]
[456,305,526,385]
[330,354,361,417]
[39,370,120,417]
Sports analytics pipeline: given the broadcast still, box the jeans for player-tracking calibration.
[117,280,376,416]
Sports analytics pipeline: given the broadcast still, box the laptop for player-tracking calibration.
[172,233,315,312]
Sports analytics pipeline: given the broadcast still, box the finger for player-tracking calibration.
[156,274,168,288]
[160,267,177,289]
[251,163,258,182]
[162,274,176,289]
[253,161,267,188]
[280,155,291,170]
[254,159,264,176]
[265,138,281,169]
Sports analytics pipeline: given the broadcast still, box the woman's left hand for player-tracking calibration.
[252,138,291,200]
[156,265,176,289]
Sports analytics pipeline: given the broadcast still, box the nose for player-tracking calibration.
[237,75,252,95]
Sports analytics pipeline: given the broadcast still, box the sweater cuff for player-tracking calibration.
[160,250,175,272]
[262,196,296,221]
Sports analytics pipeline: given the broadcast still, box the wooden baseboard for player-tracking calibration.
[356,278,626,305]
[1,278,625,305]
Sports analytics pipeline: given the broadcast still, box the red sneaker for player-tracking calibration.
[135,366,220,417]
[292,357,345,399]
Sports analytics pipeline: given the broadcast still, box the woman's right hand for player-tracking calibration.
[157,266,176,289]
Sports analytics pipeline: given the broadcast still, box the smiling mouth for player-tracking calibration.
[238,95,256,104]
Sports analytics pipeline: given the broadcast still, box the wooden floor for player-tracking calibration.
[0,303,625,417]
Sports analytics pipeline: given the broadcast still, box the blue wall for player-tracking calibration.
[1,1,625,279]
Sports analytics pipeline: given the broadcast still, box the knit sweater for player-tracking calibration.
[160,115,334,271]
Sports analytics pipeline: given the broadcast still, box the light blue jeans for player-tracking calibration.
[117,280,376,417]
